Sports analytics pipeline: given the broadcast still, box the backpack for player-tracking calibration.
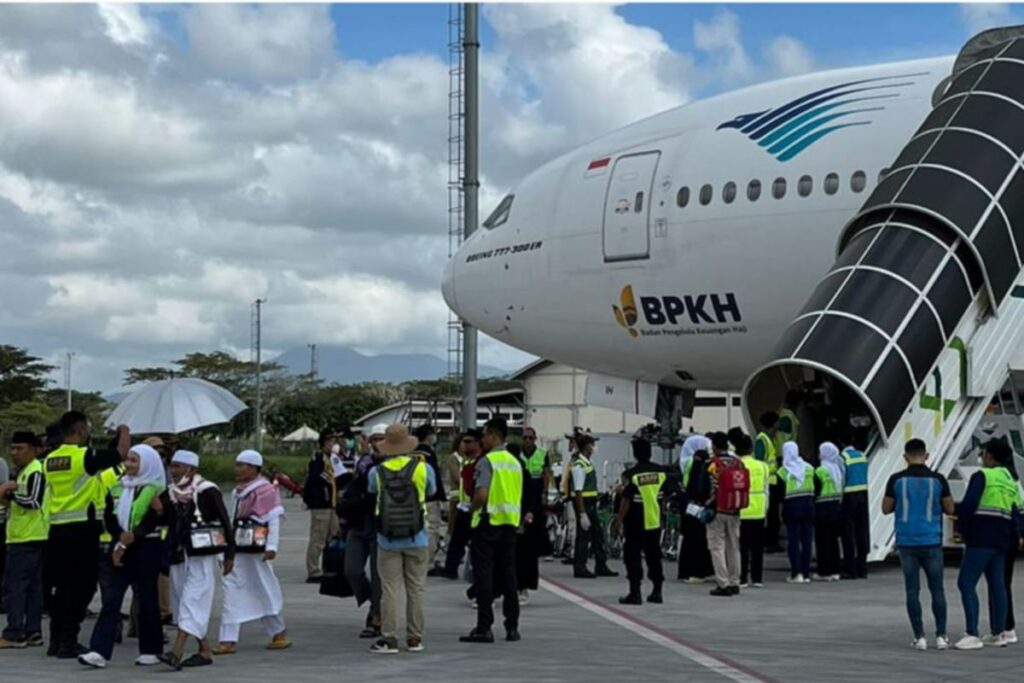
[712,456,750,512]
[377,459,424,540]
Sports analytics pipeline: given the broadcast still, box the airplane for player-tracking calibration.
[443,26,1024,559]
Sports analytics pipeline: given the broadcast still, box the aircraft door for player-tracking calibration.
[602,151,660,262]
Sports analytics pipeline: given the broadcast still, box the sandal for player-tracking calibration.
[158,652,183,670]
[180,653,213,668]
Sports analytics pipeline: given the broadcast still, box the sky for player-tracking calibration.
[0,2,1018,394]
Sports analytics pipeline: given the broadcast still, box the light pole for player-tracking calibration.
[64,351,74,411]
[252,299,266,451]
[461,2,479,430]
[308,343,318,381]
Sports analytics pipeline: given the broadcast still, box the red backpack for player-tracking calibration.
[712,456,750,512]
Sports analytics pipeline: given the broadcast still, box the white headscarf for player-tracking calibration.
[782,441,809,485]
[819,441,845,491]
[117,444,165,531]
[679,434,712,475]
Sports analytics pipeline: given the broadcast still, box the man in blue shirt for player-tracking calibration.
[882,438,954,652]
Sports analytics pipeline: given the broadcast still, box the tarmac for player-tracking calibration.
[4,494,1022,682]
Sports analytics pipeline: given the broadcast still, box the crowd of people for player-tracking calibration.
[0,404,1022,669]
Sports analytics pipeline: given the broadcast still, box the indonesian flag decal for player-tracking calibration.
[585,156,610,178]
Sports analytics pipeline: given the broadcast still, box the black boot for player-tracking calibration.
[647,585,663,604]
[618,592,642,605]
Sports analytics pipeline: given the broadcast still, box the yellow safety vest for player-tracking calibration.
[573,456,599,498]
[775,408,799,455]
[375,455,428,521]
[97,464,125,543]
[740,456,769,520]
[7,459,49,543]
[472,449,522,528]
[631,469,666,531]
[44,444,98,526]
[756,431,779,484]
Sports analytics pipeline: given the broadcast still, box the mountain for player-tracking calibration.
[272,345,508,384]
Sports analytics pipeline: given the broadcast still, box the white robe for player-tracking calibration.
[170,555,219,638]
[220,481,284,626]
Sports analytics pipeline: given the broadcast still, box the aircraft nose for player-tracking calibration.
[441,256,458,313]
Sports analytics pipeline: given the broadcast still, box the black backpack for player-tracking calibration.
[377,459,424,540]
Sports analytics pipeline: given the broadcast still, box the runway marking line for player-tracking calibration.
[541,577,779,683]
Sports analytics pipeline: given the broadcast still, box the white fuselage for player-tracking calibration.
[443,56,954,391]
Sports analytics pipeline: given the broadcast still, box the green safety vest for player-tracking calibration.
[756,432,779,484]
[775,408,799,455]
[977,467,1023,521]
[573,457,598,498]
[44,444,97,525]
[472,449,522,528]
[740,456,769,520]
[7,459,49,543]
[520,447,547,479]
[814,466,842,504]
[631,470,666,531]
[682,459,693,488]
[375,455,429,521]
[781,464,815,499]
[109,481,165,534]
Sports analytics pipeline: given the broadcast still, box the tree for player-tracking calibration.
[0,345,54,410]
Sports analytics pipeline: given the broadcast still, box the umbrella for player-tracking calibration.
[282,425,320,442]
[105,377,248,434]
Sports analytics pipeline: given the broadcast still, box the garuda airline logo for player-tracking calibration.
[716,73,922,162]
[613,285,640,338]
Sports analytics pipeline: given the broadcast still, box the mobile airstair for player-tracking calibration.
[742,26,1024,561]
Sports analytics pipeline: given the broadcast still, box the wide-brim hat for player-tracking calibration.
[378,424,419,456]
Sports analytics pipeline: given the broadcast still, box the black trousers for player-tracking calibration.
[89,538,162,660]
[1,542,44,641]
[623,528,663,593]
[574,500,607,573]
[766,481,784,549]
[516,511,544,591]
[471,523,519,632]
[815,516,842,577]
[444,508,473,578]
[679,515,713,580]
[994,548,1016,631]
[841,492,870,577]
[47,521,100,651]
[740,519,765,584]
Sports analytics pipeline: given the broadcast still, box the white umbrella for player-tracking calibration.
[105,377,248,434]
[282,425,319,442]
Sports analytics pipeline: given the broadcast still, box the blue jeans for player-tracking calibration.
[2,543,44,641]
[958,546,1007,636]
[785,520,813,578]
[898,546,946,638]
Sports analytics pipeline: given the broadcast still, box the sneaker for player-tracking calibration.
[982,633,1008,647]
[26,634,43,647]
[709,587,733,597]
[911,637,927,651]
[954,635,984,650]
[0,638,27,650]
[811,573,828,582]
[683,577,704,584]
[739,582,750,589]
[135,654,161,666]
[786,574,806,584]
[368,638,399,654]
[752,582,765,588]
[936,636,950,651]
[518,590,530,605]
[829,574,841,582]
[407,638,424,652]
[1002,629,1018,644]
[78,652,108,669]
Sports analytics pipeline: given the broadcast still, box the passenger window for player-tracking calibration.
[747,179,762,202]
[722,182,737,204]
[824,173,839,195]
[798,175,813,197]
[851,171,867,193]
[483,194,514,229]
[676,186,690,208]
[772,177,787,199]
[699,184,713,206]
[635,192,644,213]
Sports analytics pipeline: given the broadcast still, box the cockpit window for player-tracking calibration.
[483,194,514,230]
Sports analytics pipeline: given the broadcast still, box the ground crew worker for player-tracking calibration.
[0,431,48,649]
[614,437,672,605]
[460,418,523,644]
[571,433,617,579]
[840,432,870,579]
[516,427,550,603]
[739,435,769,588]
[814,442,844,581]
[94,456,127,646]
[757,412,784,553]
[954,438,1024,650]
[44,411,130,659]
[780,442,815,584]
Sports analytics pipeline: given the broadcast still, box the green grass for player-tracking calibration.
[199,452,310,485]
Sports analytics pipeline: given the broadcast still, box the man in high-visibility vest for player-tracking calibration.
[613,437,673,605]
[432,429,483,580]
[44,411,130,658]
[739,435,770,588]
[756,411,784,553]
[572,433,618,579]
[460,418,523,644]
[840,431,870,579]
[0,431,48,649]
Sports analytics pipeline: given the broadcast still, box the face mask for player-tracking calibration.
[331,444,341,455]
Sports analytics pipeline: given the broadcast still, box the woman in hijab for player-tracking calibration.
[780,441,815,584]
[813,442,844,582]
[678,435,715,582]
[79,444,167,669]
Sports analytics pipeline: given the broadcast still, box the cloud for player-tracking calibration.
[693,10,755,85]
[959,3,1013,36]
[765,36,815,77]
[98,4,151,46]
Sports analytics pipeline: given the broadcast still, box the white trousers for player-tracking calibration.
[218,613,286,643]
[170,556,219,639]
